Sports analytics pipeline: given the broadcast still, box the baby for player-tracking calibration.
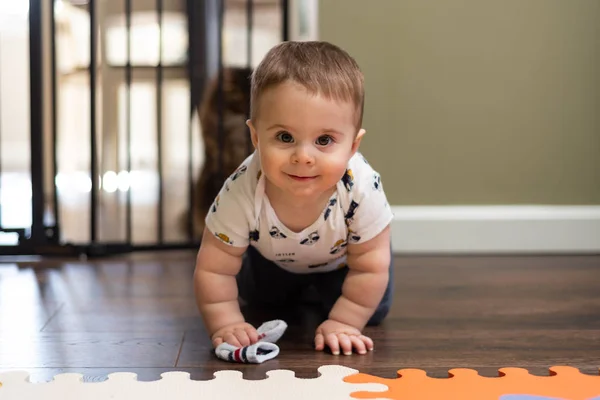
[193,40,394,356]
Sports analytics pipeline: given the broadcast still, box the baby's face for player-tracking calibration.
[248,81,364,199]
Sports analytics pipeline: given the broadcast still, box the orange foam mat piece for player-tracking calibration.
[345,366,600,400]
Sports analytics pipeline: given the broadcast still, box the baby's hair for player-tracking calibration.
[250,41,364,129]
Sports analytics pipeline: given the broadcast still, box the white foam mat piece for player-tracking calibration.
[0,365,389,400]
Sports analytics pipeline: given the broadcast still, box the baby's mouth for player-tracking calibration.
[287,174,317,181]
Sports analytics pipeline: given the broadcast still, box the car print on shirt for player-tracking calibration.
[277,259,296,263]
[344,200,359,226]
[249,229,260,242]
[348,228,361,243]
[269,226,287,239]
[214,232,233,245]
[323,197,337,221]
[308,262,329,269]
[230,164,248,181]
[300,231,320,245]
[330,239,348,254]
[341,169,354,192]
[373,172,382,191]
[211,195,220,212]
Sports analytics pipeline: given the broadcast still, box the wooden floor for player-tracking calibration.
[0,251,599,382]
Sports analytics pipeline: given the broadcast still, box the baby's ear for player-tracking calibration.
[356,128,366,141]
[351,128,366,154]
[246,119,258,148]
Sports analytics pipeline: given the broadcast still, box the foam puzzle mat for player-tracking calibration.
[0,365,599,399]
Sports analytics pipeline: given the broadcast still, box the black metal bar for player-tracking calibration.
[80,241,200,257]
[246,0,254,155]
[186,0,208,115]
[186,0,193,241]
[89,0,98,242]
[0,228,27,234]
[217,0,224,183]
[156,0,164,243]
[0,240,200,257]
[50,0,60,240]
[186,0,201,241]
[281,0,289,41]
[186,0,213,240]
[29,0,45,242]
[187,106,193,240]
[125,0,132,243]
[246,0,253,67]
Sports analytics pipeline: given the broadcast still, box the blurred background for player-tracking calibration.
[0,0,598,257]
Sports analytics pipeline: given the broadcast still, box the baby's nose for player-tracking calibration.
[292,145,315,164]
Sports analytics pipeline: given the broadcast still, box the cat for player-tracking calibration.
[189,66,254,239]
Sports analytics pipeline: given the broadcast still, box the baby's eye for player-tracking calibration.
[316,135,333,146]
[277,132,294,143]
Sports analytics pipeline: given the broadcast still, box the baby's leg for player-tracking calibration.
[312,247,395,326]
[236,245,311,308]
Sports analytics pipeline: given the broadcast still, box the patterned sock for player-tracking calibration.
[255,319,287,343]
[214,319,287,364]
[215,341,281,363]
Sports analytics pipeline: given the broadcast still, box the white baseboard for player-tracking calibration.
[390,205,600,254]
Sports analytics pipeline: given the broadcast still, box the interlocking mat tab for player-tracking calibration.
[0,365,599,399]
[345,365,600,400]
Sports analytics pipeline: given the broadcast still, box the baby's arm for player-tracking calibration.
[332,224,391,327]
[193,227,258,348]
[315,225,391,355]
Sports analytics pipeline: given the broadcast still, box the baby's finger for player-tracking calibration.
[314,333,325,351]
[360,335,374,351]
[212,336,224,348]
[326,333,340,355]
[245,327,259,344]
[234,328,251,347]
[224,332,241,347]
[350,335,367,354]
[338,333,353,356]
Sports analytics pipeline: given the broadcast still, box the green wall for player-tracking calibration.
[319,0,600,205]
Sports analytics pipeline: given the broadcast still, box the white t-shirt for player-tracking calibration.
[205,151,394,274]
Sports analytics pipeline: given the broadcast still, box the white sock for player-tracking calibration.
[214,319,288,364]
[215,341,280,363]
[256,319,287,343]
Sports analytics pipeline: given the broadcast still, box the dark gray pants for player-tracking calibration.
[236,245,394,326]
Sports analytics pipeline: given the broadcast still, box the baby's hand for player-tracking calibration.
[211,322,259,348]
[314,319,374,355]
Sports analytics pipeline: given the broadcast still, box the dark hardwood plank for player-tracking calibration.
[0,264,64,333]
[177,253,600,379]
[178,326,600,379]
[41,298,203,333]
[0,302,63,334]
[12,260,196,303]
[0,332,183,369]
[0,252,598,382]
